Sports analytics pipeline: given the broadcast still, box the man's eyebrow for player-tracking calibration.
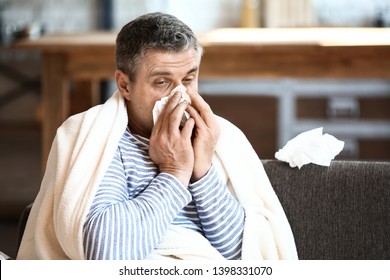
[150,66,199,77]
[150,70,172,77]
[187,66,199,75]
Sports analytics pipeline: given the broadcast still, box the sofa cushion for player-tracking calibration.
[262,160,390,260]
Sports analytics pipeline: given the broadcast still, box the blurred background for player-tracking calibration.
[1,0,390,258]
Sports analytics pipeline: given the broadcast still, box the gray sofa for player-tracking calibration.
[263,160,390,259]
[4,160,390,260]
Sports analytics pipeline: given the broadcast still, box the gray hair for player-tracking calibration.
[116,12,203,81]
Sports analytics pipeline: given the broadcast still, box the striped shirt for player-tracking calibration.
[83,127,244,260]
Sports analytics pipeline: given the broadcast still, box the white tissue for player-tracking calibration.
[152,85,191,124]
[275,127,344,169]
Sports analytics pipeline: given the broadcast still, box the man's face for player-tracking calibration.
[122,48,200,137]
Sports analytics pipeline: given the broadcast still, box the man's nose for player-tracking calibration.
[169,83,185,94]
[171,82,184,90]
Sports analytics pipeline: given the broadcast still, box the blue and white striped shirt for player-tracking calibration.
[83,127,244,260]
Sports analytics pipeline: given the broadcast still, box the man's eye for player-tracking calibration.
[183,78,194,84]
[155,80,169,87]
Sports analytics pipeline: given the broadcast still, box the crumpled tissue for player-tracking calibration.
[152,85,191,125]
[275,127,344,169]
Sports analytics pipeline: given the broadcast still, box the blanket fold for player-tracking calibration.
[17,90,297,260]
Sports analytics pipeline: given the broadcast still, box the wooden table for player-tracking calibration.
[13,28,390,166]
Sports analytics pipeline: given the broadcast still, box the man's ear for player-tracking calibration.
[115,70,132,100]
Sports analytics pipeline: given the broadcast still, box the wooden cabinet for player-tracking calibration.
[203,95,277,159]
[297,95,390,160]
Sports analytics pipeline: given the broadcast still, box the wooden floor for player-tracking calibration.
[0,124,42,259]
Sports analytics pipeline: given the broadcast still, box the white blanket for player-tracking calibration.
[17,91,298,260]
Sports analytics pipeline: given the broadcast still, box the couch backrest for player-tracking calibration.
[262,160,390,260]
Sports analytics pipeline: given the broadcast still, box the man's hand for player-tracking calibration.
[149,92,195,187]
[186,87,221,181]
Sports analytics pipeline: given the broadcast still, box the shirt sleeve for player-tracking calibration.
[188,165,245,260]
[83,148,192,260]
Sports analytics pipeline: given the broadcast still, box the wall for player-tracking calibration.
[112,0,242,32]
[1,0,390,35]
[314,0,390,27]
[262,0,390,28]
[1,0,97,36]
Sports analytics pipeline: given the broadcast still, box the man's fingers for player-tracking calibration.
[161,92,182,119]
[153,92,183,133]
[186,87,214,124]
[181,117,195,139]
[186,104,205,127]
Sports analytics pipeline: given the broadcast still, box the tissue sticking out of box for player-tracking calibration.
[152,85,191,125]
[275,127,344,169]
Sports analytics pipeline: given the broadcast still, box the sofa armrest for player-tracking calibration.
[262,160,390,260]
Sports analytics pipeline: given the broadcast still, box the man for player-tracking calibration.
[17,13,297,260]
[84,10,244,260]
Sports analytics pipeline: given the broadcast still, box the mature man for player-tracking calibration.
[17,12,297,260]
